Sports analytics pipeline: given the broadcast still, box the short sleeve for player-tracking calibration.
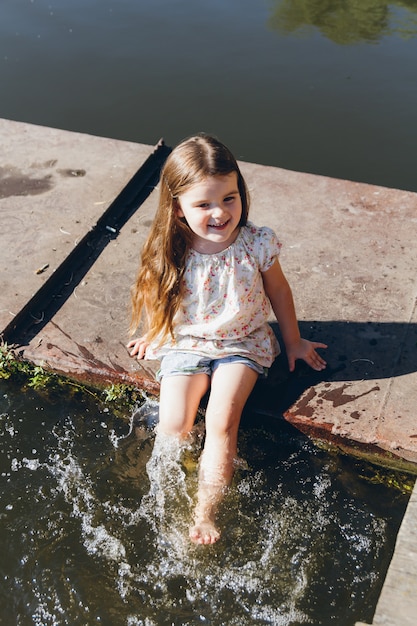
[254,225,282,272]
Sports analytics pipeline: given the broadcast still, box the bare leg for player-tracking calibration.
[189,363,258,545]
[158,373,210,436]
[144,373,210,540]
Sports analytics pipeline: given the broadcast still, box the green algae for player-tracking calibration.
[0,341,140,415]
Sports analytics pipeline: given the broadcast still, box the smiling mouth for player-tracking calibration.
[208,220,230,230]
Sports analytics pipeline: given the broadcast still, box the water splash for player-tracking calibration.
[0,384,408,625]
[108,396,159,449]
[49,417,128,563]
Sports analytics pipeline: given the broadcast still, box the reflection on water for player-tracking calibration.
[1,0,417,191]
[268,0,417,43]
[0,378,410,625]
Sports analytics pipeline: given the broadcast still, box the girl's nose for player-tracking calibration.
[211,204,224,216]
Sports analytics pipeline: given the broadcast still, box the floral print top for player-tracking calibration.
[146,222,282,368]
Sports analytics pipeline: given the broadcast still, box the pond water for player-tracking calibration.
[1,0,417,191]
[0,377,410,625]
[1,1,417,624]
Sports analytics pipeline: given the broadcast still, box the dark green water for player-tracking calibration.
[0,377,409,625]
[1,0,417,191]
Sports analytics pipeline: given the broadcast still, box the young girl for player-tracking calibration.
[127,133,327,545]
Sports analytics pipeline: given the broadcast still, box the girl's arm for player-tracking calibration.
[261,259,327,372]
[127,336,149,360]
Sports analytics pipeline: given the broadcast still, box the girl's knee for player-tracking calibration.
[159,372,210,434]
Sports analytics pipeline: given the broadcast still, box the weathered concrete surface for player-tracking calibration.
[0,118,161,393]
[1,118,417,471]
[356,480,417,626]
[0,118,154,330]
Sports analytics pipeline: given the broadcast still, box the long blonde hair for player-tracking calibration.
[130,133,250,344]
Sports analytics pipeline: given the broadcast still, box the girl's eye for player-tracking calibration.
[224,196,235,203]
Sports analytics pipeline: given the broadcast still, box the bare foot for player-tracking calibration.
[189,517,221,544]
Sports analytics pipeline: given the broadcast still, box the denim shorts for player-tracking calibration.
[156,351,266,381]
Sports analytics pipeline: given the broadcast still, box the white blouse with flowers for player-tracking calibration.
[146,222,282,368]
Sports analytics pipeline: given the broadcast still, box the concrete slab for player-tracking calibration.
[1,118,417,472]
[13,164,163,394]
[0,118,155,331]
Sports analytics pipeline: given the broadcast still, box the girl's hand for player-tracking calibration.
[286,338,327,372]
[127,337,149,360]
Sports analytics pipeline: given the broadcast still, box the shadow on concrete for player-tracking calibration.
[1,141,171,347]
[248,319,417,417]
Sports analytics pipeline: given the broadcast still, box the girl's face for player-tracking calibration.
[176,172,242,254]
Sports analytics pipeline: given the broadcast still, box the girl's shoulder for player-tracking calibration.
[240,222,282,270]
[243,221,277,236]
[241,221,281,248]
